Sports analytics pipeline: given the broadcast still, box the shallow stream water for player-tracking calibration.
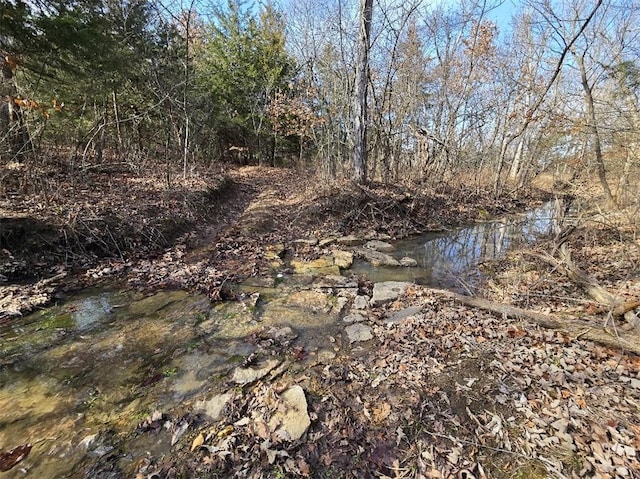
[0,201,561,477]
[350,201,559,291]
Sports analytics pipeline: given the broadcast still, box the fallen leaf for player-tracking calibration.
[0,444,32,472]
[191,433,204,452]
[297,457,311,477]
[372,402,392,423]
[217,425,234,438]
[425,468,443,478]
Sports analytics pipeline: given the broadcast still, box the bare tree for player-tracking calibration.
[353,0,373,184]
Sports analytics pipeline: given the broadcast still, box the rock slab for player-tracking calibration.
[353,295,370,310]
[332,249,354,269]
[371,281,411,306]
[290,257,340,276]
[232,359,281,385]
[355,248,400,267]
[399,256,418,267]
[269,385,311,441]
[195,393,234,421]
[343,312,367,324]
[345,323,373,343]
[365,240,395,252]
[337,235,364,246]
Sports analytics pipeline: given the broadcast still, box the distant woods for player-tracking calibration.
[1,0,639,200]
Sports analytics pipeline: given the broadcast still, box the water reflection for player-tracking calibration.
[71,293,113,330]
[350,202,558,290]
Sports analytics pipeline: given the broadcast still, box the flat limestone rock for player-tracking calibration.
[194,392,234,421]
[343,312,367,323]
[232,359,281,385]
[268,385,311,441]
[337,235,364,246]
[332,249,354,269]
[399,257,418,267]
[365,240,395,252]
[333,296,349,315]
[262,326,298,345]
[345,323,373,343]
[290,257,340,276]
[371,281,411,306]
[318,237,337,248]
[353,295,370,310]
[292,238,318,247]
[355,248,400,267]
[317,349,336,363]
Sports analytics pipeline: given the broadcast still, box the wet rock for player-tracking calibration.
[365,240,395,252]
[265,244,285,267]
[343,312,367,324]
[333,297,349,315]
[232,359,281,385]
[128,291,188,316]
[332,250,354,269]
[317,274,349,285]
[195,392,234,421]
[263,326,298,345]
[284,290,332,309]
[243,292,260,308]
[317,349,336,363]
[243,275,276,288]
[371,281,411,306]
[268,385,310,441]
[337,235,364,246]
[78,433,98,451]
[319,237,338,248]
[384,306,422,325]
[345,323,373,343]
[355,248,400,267]
[399,256,418,267]
[292,238,318,247]
[290,257,340,276]
[353,295,370,310]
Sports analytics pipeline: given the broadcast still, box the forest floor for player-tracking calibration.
[1,162,640,478]
[0,162,539,319]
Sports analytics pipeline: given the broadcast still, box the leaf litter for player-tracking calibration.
[130,285,639,478]
[3,165,638,477]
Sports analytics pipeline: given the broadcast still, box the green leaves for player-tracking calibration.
[194,0,295,148]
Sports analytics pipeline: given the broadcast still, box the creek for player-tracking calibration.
[350,201,559,291]
[0,201,560,477]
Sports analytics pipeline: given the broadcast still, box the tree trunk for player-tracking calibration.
[353,0,373,184]
[574,52,616,207]
[0,57,29,161]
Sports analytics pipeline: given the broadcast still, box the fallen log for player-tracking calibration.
[552,244,622,307]
[524,245,639,328]
[426,287,640,355]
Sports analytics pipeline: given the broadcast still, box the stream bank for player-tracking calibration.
[2,200,639,478]
[1,165,549,321]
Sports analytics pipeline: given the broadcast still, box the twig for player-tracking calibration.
[573,328,592,340]
[421,429,530,459]
[105,226,124,261]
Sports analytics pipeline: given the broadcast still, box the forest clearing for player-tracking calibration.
[1,0,640,478]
